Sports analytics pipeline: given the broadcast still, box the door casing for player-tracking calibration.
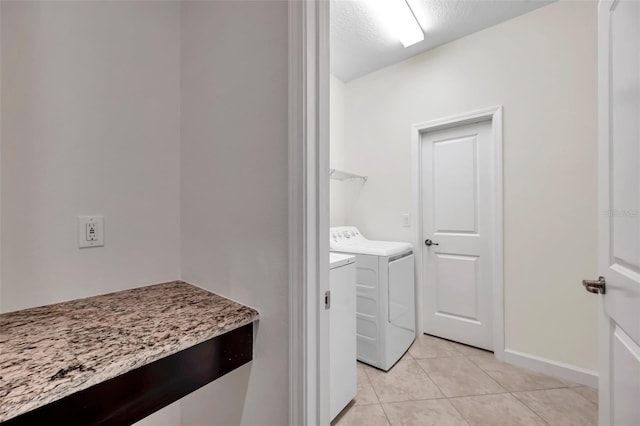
[411,106,505,360]
[288,0,330,424]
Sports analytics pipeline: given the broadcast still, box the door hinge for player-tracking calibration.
[324,290,331,309]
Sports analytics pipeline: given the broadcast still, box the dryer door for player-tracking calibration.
[388,253,415,332]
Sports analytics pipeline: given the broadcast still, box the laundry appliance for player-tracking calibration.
[330,226,415,371]
[329,252,357,419]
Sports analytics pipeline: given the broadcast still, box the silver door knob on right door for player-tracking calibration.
[425,239,439,246]
[582,276,606,294]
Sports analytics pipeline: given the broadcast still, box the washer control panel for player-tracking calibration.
[330,226,364,246]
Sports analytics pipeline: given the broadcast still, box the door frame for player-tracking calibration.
[288,0,330,425]
[596,2,612,420]
[411,106,505,360]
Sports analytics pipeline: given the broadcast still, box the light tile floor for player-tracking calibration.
[332,334,598,426]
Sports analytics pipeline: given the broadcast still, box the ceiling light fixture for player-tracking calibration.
[369,0,424,48]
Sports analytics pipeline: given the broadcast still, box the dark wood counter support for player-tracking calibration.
[3,323,253,426]
[0,281,259,425]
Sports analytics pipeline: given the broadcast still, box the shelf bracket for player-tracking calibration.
[329,168,368,182]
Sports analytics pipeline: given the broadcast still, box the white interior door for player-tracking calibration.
[597,1,640,425]
[421,120,494,350]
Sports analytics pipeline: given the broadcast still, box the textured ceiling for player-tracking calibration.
[331,0,554,81]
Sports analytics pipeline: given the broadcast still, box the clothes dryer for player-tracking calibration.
[330,227,415,371]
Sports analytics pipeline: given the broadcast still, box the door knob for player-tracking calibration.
[582,276,606,294]
[425,239,439,246]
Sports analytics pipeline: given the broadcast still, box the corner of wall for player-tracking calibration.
[330,74,347,226]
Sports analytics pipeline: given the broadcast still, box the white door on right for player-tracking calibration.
[597,1,640,425]
[421,120,494,350]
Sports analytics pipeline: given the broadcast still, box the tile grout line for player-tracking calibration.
[444,398,473,426]
[414,336,477,425]
[466,350,584,387]
[358,362,385,412]
[510,392,552,425]
[414,352,509,398]
[511,387,599,423]
[458,354,508,394]
[368,386,587,406]
[378,402,392,426]
[343,336,593,425]
[464,356,579,393]
[565,386,599,409]
[413,357,448,399]
[367,358,446,404]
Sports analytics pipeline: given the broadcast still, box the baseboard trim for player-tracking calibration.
[503,349,598,388]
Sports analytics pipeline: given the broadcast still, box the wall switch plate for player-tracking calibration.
[401,213,410,227]
[78,216,104,248]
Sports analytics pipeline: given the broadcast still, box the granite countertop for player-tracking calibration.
[0,281,259,422]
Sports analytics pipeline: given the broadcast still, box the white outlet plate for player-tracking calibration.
[401,213,410,227]
[78,216,104,248]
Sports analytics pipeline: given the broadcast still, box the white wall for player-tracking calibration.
[0,0,181,311]
[342,1,598,370]
[2,1,291,423]
[180,1,289,425]
[1,1,182,422]
[330,75,346,226]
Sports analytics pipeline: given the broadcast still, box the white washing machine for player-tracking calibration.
[329,253,357,420]
[330,226,416,371]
